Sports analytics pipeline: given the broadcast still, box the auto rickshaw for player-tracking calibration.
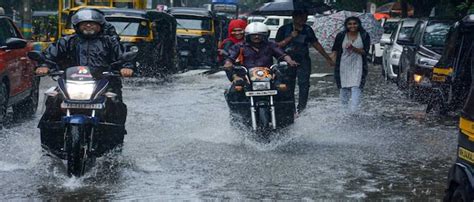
[101,9,153,52]
[168,7,219,70]
[444,54,474,201]
[427,14,474,114]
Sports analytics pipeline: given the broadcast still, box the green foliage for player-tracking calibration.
[333,0,367,12]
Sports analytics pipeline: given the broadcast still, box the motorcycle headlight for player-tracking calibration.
[415,53,437,69]
[130,46,139,53]
[198,37,206,44]
[252,82,271,91]
[66,82,95,100]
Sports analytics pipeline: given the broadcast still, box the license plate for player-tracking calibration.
[432,75,446,82]
[61,102,104,109]
[459,147,474,164]
[246,90,278,97]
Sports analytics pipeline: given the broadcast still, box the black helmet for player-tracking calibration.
[71,8,106,28]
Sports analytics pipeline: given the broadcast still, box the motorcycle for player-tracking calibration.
[28,51,135,177]
[226,62,295,138]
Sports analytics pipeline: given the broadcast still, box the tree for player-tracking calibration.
[333,0,368,12]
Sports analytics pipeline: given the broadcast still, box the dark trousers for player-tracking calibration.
[288,56,312,112]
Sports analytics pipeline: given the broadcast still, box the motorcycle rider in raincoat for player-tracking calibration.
[35,9,134,150]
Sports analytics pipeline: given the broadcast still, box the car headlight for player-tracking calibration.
[252,82,271,91]
[415,53,438,69]
[66,82,95,100]
[198,37,206,44]
[130,46,139,53]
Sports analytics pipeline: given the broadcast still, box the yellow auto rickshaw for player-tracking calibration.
[168,7,219,70]
[444,44,474,200]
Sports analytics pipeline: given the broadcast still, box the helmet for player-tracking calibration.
[245,22,269,43]
[71,9,106,28]
[245,22,269,36]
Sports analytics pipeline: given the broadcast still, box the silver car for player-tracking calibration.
[381,18,419,81]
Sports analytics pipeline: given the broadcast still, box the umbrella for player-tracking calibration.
[312,11,384,50]
[252,0,332,16]
[376,2,414,16]
[374,13,390,20]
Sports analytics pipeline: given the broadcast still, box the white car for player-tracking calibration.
[381,18,419,80]
[248,16,266,23]
[370,18,400,64]
[263,16,293,39]
[263,15,316,39]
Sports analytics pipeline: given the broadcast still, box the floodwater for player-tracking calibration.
[0,62,458,200]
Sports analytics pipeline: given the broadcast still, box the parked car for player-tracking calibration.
[248,16,266,23]
[370,18,400,64]
[426,15,474,114]
[396,18,455,99]
[381,18,418,81]
[0,16,39,123]
[264,15,292,39]
[264,15,315,39]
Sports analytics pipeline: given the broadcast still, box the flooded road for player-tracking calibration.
[0,62,458,200]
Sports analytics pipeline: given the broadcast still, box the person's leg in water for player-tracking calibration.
[340,87,351,111]
[350,87,362,113]
[296,57,312,113]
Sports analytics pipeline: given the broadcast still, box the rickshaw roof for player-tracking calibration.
[100,8,148,19]
[33,11,57,17]
[168,7,214,18]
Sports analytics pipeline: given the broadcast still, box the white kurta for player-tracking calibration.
[340,33,363,88]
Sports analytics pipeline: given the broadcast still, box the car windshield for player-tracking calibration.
[398,26,415,39]
[383,21,399,34]
[176,16,211,30]
[107,18,149,37]
[422,21,452,47]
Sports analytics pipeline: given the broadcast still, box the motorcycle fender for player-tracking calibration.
[179,50,191,57]
[447,163,474,190]
[63,115,90,125]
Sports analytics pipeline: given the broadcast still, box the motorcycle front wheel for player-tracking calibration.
[66,125,87,177]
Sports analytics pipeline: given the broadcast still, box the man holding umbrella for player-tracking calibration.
[276,10,334,114]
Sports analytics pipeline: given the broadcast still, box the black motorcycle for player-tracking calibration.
[226,62,295,137]
[28,51,135,177]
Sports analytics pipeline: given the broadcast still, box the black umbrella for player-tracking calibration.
[252,0,332,16]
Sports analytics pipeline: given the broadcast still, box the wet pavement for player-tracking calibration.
[0,55,459,200]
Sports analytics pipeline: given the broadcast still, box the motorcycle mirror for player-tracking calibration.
[27,51,44,62]
[278,61,288,66]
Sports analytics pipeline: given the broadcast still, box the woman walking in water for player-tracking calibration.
[331,16,371,113]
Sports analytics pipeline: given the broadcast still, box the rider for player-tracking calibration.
[223,22,298,104]
[35,9,133,148]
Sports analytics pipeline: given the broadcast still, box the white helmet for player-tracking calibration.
[245,22,269,36]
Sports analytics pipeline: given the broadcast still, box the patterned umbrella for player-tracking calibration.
[312,11,384,50]
[253,0,332,16]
